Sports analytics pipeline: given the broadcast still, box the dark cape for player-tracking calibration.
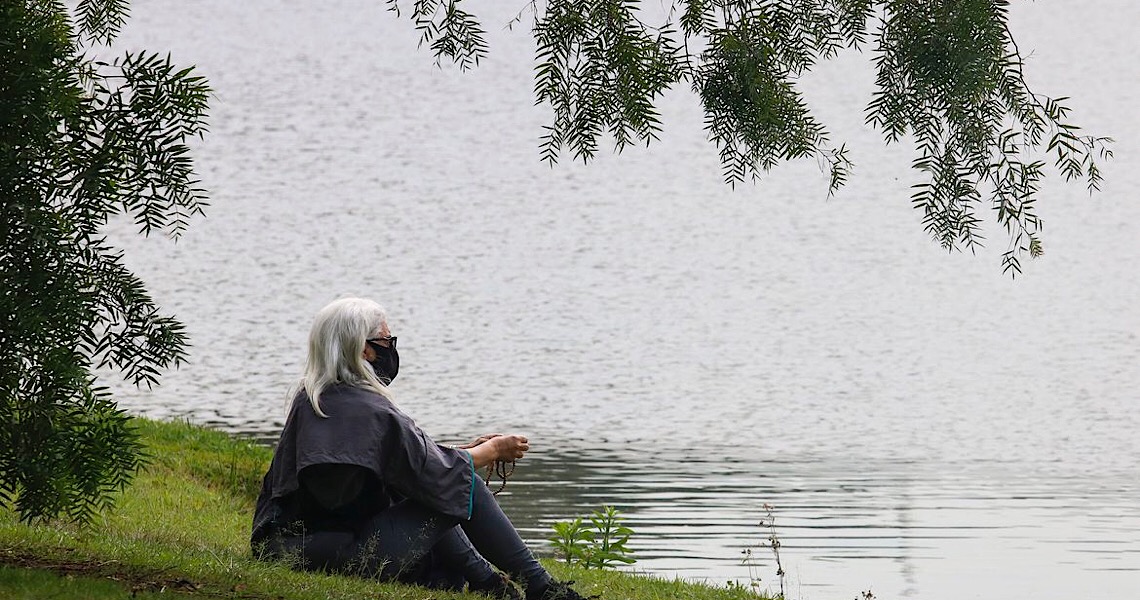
[251,383,475,547]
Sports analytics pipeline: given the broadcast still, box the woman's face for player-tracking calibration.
[362,321,392,361]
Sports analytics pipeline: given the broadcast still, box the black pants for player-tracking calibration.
[265,482,551,591]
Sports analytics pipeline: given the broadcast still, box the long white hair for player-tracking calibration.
[294,297,393,417]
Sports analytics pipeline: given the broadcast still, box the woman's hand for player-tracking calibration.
[466,433,529,468]
[491,434,529,461]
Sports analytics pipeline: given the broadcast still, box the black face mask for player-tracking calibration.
[367,343,399,385]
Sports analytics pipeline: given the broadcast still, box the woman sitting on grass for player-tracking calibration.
[251,297,589,600]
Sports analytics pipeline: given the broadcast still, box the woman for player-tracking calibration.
[251,297,589,600]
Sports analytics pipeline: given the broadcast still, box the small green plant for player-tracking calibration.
[549,505,637,569]
[760,503,786,599]
[738,547,763,595]
[739,503,786,598]
[550,516,593,565]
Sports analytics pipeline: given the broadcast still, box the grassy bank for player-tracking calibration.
[0,419,767,599]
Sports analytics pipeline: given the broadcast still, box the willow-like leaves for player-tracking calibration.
[386,0,1110,272]
[1,0,209,522]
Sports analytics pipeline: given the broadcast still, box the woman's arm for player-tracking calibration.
[457,433,502,449]
[465,434,529,469]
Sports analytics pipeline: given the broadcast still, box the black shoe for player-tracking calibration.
[470,572,523,600]
[528,579,594,600]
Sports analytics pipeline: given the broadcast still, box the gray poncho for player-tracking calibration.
[251,383,475,544]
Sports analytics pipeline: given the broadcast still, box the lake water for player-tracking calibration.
[102,2,1139,599]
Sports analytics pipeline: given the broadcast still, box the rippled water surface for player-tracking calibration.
[103,2,1139,599]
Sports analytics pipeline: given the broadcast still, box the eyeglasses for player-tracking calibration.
[366,336,397,350]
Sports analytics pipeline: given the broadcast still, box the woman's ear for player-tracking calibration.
[362,343,377,362]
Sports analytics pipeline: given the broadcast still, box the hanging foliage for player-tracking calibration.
[390,0,1112,274]
[0,0,209,522]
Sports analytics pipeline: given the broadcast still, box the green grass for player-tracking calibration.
[0,565,176,599]
[0,418,769,600]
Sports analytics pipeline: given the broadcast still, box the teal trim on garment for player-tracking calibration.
[465,450,475,520]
